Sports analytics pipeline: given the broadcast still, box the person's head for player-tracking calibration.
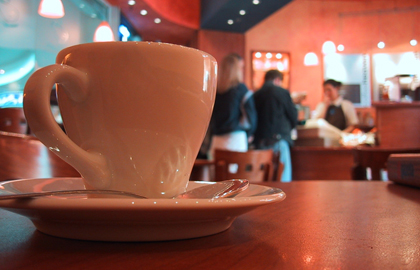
[217,54,243,93]
[264,69,283,86]
[323,79,342,101]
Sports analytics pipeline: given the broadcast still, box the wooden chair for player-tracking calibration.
[352,146,420,180]
[214,149,275,183]
[0,108,28,134]
[0,131,80,181]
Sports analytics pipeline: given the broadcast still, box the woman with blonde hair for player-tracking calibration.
[208,53,257,157]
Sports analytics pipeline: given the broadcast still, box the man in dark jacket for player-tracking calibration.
[253,69,298,181]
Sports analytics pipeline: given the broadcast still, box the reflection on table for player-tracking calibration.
[1,181,419,269]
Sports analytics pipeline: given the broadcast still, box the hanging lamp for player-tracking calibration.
[38,0,65,19]
[93,21,115,42]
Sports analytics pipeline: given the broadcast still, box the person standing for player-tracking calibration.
[312,79,359,132]
[252,69,298,182]
[209,53,257,157]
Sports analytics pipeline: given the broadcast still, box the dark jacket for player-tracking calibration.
[210,83,257,137]
[253,81,298,146]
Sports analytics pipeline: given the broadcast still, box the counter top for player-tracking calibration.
[372,101,420,108]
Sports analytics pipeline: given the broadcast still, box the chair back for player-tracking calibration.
[0,108,28,134]
[0,131,80,181]
[214,149,274,182]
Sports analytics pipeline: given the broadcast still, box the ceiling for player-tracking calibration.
[106,0,293,45]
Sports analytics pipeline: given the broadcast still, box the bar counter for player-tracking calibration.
[1,181,419,269]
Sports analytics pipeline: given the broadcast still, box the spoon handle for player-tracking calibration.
[0,190,147,200]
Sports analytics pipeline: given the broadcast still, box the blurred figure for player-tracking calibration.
[253,70,297,182]
[209,53,257,158]
[313,79,358,132]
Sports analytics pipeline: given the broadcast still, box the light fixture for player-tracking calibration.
[93,21,114,42]
[253,0,260,5]
[337,44,345,52]
[255,52,262,58]
[119,25,130,42]
[128,0,136,5]
[266,53,272,59]
[227,19,234,25]
[38,0,65,19]
[239,10,246,15]
[410,39,418,46]
[140,9,147,16]
[304,52,319,66]
[322,41,336,55]
[154,18,161,24]
[276,53,282,59]
[377,41,385,49]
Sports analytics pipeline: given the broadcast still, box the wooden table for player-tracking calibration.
[1,181,420,269]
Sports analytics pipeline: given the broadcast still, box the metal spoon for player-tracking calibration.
[0,179,249,200]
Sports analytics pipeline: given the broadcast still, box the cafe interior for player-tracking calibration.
[1,0,420,269]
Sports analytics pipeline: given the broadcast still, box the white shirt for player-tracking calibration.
[312,96,359,127]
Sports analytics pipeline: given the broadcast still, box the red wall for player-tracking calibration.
[245,0,420,110]
[197,30,245,66]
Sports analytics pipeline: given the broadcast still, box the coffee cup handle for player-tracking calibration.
[24,64,111,189]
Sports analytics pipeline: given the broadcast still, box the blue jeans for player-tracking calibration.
[273,139,292,182]
[257,139,292,182]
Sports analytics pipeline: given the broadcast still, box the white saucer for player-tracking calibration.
[0,178,286,242]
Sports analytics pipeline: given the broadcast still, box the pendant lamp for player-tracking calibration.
[38,0,65,19]
[93,21,115,42]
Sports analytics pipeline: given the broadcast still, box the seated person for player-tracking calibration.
[312,79,358,132]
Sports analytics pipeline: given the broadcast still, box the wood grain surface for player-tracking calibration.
[1,181,419,270]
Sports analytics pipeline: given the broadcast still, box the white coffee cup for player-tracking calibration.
[23,42,217,198]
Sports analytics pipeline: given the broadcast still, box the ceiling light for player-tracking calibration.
[410,39,417,46]
[253,0,260,5]
[0,70,5,74]
[227,19,234,25]
[128,0,136,5]
[276,53,282,59]
[38,0,65,19]
[266,53,272,59]
[337,44,345,51]
[154,18,161,24]
[255,52,262,58]
[239,10,246,15]
[377,41,385,49]
[140,10,147,16]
